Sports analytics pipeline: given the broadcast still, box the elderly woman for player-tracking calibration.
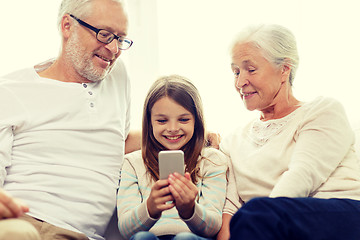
[217,24,360,240]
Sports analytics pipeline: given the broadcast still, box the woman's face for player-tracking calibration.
[151,96,195,150]
[231,43,288,112]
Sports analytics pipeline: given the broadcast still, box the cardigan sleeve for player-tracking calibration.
[183,148,228,237]
[219,136,244,215]
[270,98,355,197]
[222,157,244,215]
[117,153,158,240]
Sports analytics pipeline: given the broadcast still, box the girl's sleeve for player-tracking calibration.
[117,156,158,239]
[183,149,229,238]
[270,98,355,197]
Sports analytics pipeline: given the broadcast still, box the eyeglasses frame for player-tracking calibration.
[69,14,133,50]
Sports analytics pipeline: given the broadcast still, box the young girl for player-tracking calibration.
[117,75,228,240]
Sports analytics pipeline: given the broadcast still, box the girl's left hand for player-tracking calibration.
[168,172,198,219]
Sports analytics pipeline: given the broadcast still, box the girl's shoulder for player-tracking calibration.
[201,147,229,165]
[124,149,142,160]
[124,150,143,167]
[122,150,148,177]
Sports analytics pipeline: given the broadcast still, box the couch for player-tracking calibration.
[103,122,360,239]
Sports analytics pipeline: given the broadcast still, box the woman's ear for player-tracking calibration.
[280,59,292,83]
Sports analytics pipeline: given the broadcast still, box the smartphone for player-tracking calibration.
[158,150,185,179]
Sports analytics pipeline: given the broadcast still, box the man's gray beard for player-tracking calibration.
[65,31,112,82]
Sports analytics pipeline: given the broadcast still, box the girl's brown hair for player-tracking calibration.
[141,75,206,183]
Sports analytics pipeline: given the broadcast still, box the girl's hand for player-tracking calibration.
[146,179,175,219]
[168,172,198,219]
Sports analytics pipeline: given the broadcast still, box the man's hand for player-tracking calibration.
[125,130,141,154]
[0,189,29,219]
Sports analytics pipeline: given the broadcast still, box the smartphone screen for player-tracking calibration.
[158,150,185,179]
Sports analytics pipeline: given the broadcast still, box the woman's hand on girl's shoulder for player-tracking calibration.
[205,132,222,149]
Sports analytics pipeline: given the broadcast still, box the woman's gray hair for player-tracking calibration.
[232,24,299,86]
[57,0,124,31]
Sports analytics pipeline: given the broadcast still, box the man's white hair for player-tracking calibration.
[57,0,125,31]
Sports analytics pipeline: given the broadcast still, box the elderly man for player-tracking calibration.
[0,0,138,239]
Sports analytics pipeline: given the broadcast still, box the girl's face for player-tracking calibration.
[151,96,195,150]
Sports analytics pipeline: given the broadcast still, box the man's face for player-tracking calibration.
[65,0,128,82]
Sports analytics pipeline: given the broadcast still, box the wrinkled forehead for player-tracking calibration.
[232,43,261,61]
[233,42,273,64]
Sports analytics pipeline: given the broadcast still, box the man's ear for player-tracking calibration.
[61,14,73,39]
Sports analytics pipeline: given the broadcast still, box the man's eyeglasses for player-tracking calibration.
[69,14,133,50]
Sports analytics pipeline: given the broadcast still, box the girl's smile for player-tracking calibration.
[163,134,184,141]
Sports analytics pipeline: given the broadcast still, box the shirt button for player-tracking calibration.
[90,103,94,108]
[88,91,93,95]
[83,83,87,88]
